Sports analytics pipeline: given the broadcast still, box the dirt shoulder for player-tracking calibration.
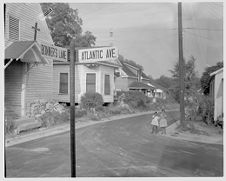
[166,120,223,145]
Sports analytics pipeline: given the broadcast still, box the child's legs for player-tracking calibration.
[153,126,157,134]
[164,127,166,134]
[151,125,155,133]
[152,125,158,134]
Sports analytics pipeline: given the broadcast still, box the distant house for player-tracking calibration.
[148,80,167,99]
[209,68,223,121]
[115,60,153,95]
[53,47,121,104]
[4,3,54,119]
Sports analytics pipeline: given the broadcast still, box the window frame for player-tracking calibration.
[59,73,69,94]
[86,73,96,93]
[8,15,20,41]
[104,74,111,95]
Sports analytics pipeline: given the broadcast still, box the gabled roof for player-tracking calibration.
[123,62,140,71]
[128,81,155,90]
[148,79,168,91]
[119,59,137,77]
[210,67,223,76]
[5,41,48,64]
[141,72,150,80]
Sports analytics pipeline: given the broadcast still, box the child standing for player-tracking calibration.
[151,112,159,134]
[159,109,167,135]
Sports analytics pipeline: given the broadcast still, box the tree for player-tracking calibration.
[155,75,174,89]
[41,3,96,47]
[74,31,96,48]
[169,56,200,104]
[200,61,223,95]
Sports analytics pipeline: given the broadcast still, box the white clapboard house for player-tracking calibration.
[4,3,56,120]
[53,47,121,104]
[209,68,223,122]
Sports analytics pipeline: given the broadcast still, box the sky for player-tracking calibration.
[70,2,223,79]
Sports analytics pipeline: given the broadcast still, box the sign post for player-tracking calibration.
[69,39,76,177]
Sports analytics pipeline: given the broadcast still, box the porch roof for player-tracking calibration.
[128,81,155,90]
[5,41,48,64]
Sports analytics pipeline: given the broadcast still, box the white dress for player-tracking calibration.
[159,114,167,127]
[151,116,159,126]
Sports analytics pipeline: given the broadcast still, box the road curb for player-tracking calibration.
[6,109,179,147]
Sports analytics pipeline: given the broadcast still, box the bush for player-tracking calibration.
[39,110,70,127]
[197,96,214,124]
[80,92,104,110]
[75,109,87,118]
[110,105,132,115]
[5,119,16,134]
[123,91,150,109]
[87,112,100,121]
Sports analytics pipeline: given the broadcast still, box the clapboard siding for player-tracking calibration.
[99,66,114,102]
[214,70,223,121]
[115,77,129,91]
[25,61,53,111]
[5,3,54,118]
[5,3,53,47]
[53,64,115,103]
[115,76,137,91]
[5,61,24,118]
[53,64,81,103]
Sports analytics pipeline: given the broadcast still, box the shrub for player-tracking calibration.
[80,92,104,110]
[75,109,87,118]
[197,96,214,124]
[123,91,150,109]
[5,119,16,134]
[87,112,100,121]
[39,110,70,127]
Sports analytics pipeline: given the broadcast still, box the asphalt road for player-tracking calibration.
[5,112,223,177]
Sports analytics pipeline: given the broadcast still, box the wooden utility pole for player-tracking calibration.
[178,2,185,124]
[70,39,76,177]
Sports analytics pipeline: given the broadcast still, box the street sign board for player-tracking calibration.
[78,46,118,63]
[40,43,68,62]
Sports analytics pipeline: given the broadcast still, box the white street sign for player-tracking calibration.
[78,47,118,63]
[40,43,68,62]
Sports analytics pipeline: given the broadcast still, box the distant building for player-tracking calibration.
[4,3,54,119]
[115,60,153,95]
[148,81,167,99]
[210,68,223,121]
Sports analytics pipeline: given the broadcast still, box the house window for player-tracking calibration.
[9,15,19,41]
[104,74,110,95]
[86,73,96,93]
[59,73,68,94]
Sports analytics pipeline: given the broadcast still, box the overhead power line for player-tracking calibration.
[184,27,223,31]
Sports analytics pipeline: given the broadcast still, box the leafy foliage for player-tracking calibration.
[200,62,223,95]
[155,75,174,89]
[75,109,87,118]
[169,56,200,103]
[5,119,16,134]
[197,96,214,125]
[123,91,150,109]
[74,31,96,48]
[80,92,104,110]
[41,3,96,47]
